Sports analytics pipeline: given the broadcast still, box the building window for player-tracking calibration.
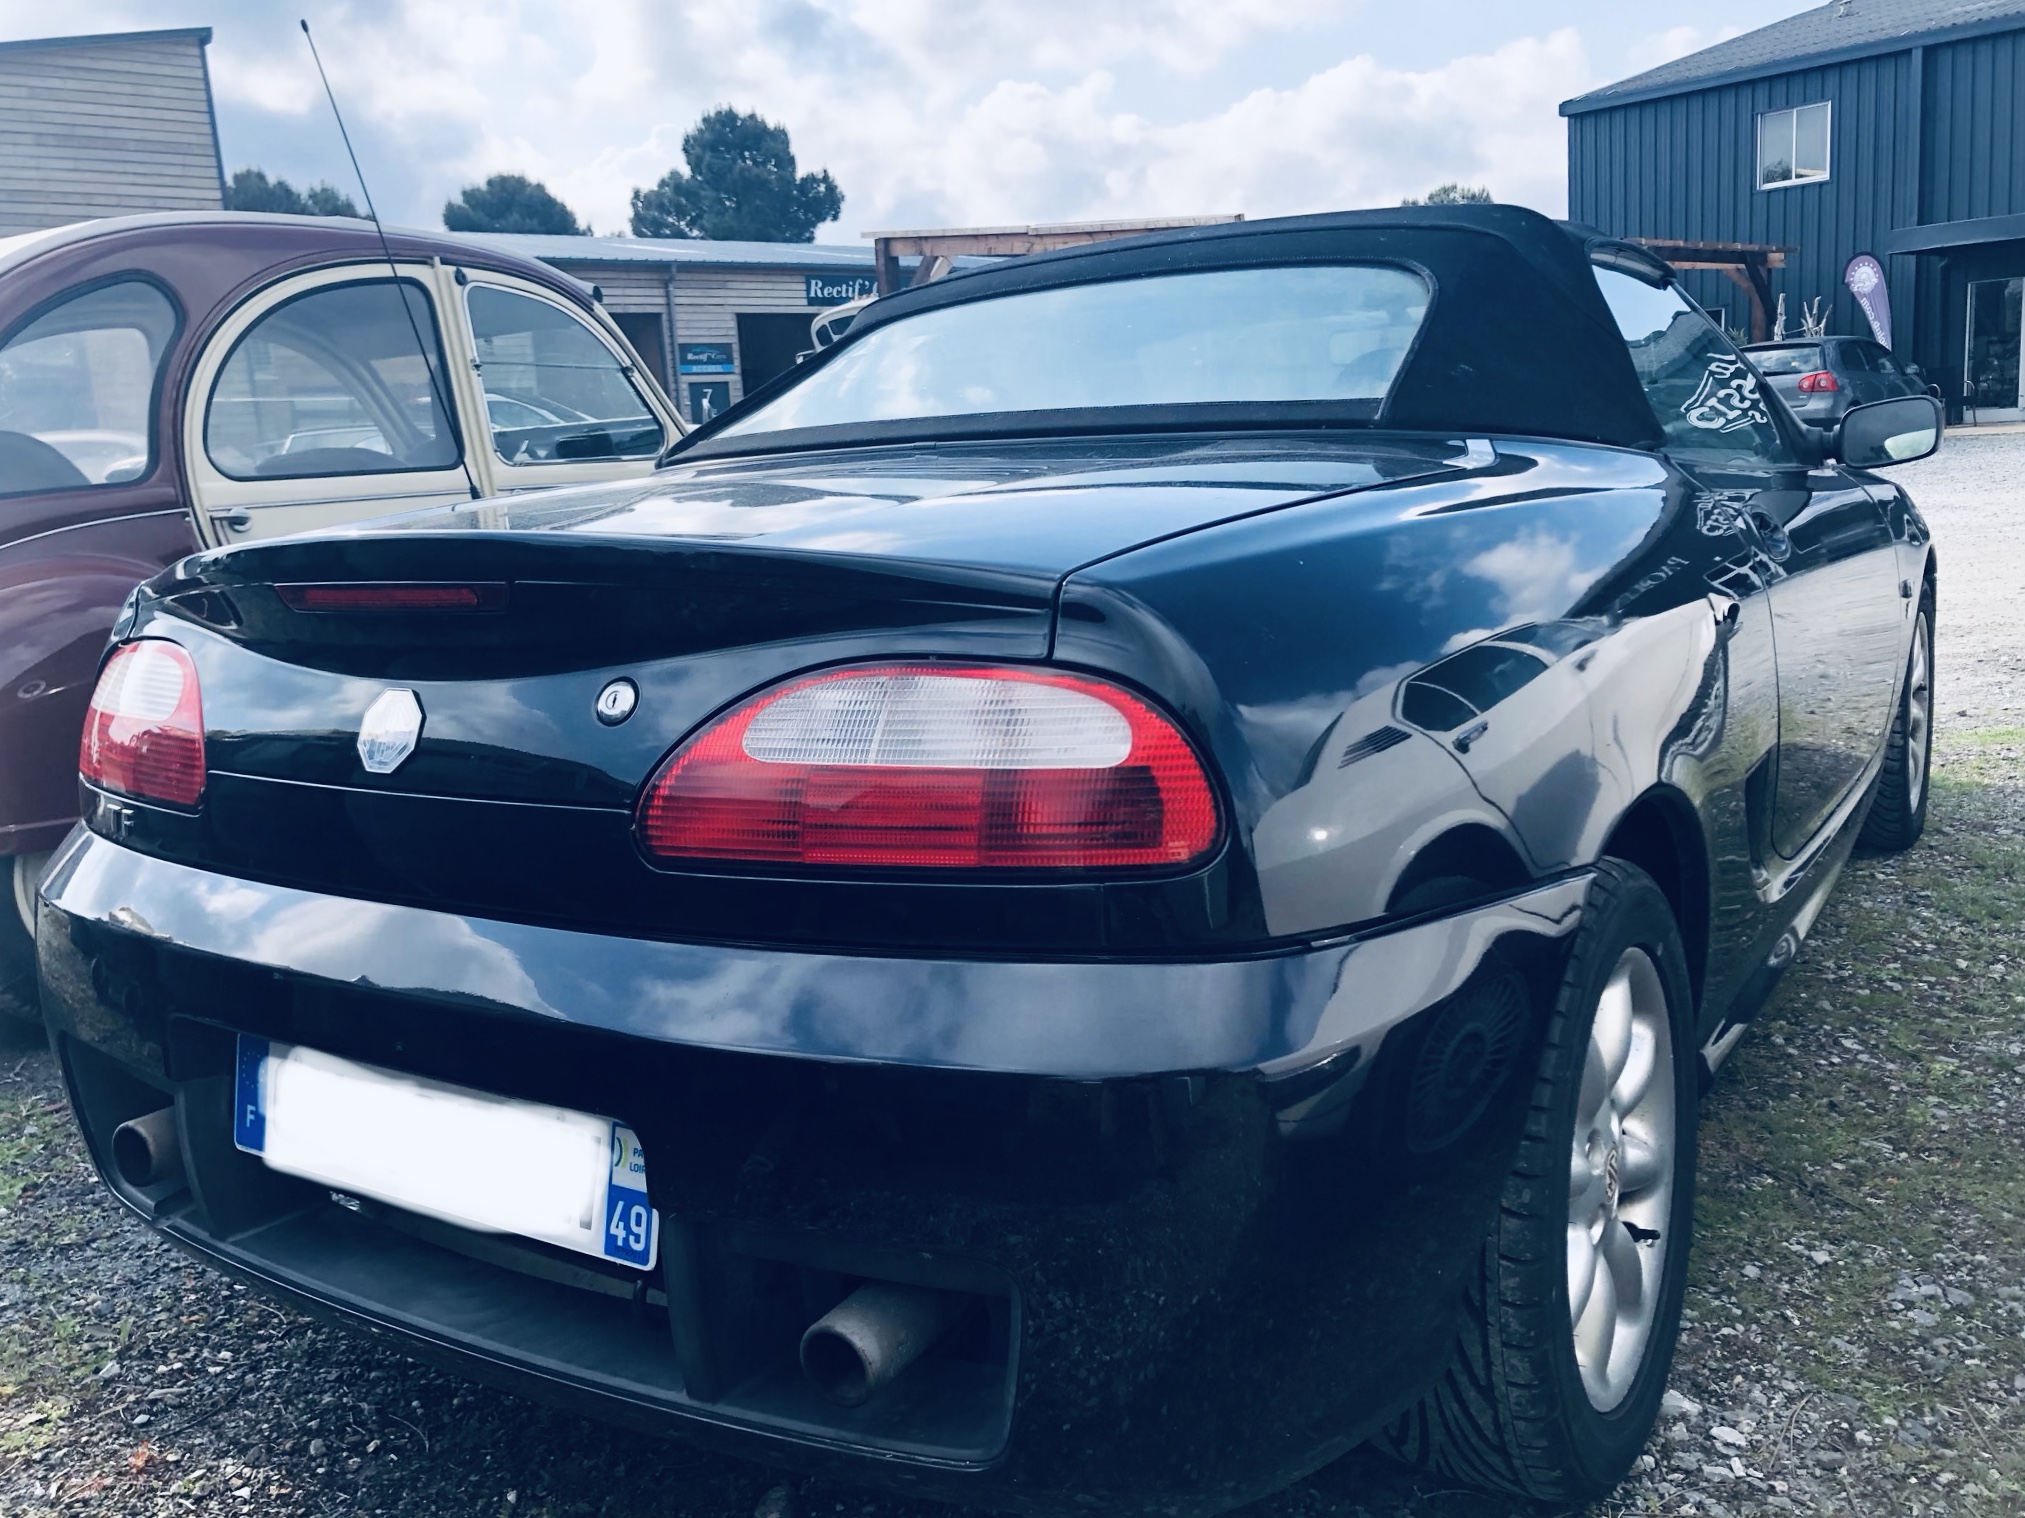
[1758,102,1830,189]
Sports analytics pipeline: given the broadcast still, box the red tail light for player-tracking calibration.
[1796,370,1840,393]
[638,665,1220,870]
[80,640,206,807]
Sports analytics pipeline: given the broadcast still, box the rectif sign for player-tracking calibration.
[806,274,878,306]
[677,343,735,375]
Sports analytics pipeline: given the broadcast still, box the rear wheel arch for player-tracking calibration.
[1385,823,1532,917]
[1599,788,1709,1014]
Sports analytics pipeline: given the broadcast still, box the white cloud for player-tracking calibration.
[0,1,1597,234]
[1624,23,1746,77]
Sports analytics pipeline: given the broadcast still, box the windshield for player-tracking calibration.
[717,264,1432,440]
[1748,344,1827,376]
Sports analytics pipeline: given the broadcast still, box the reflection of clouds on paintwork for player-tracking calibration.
[61,838,1282,1072]
[605,947,1269,1073]
[1236,690,1361,794]
[128,867,558,1015]
[256,909,552,1013]
[1462,529,1593,625]
[1438,626,1503,654]
[197,657,572,759]
[1351,659,1421,701]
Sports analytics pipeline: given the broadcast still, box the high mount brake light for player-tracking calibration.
[275,582,506,612]
[1796,370,1840,393]
[638,665,1221,871]
[80,640,206,808]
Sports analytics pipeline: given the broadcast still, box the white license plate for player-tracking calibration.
[233,1035,658,1270]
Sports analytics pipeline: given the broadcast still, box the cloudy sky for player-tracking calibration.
[2,1,1817,239]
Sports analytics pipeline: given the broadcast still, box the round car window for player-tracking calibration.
[204,279,461,482]
[0,279,178,498]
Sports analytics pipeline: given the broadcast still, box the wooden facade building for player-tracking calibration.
[447,233,883,425]
[0,28,224,236]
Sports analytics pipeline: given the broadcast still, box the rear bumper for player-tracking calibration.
[41,829,1588,1512]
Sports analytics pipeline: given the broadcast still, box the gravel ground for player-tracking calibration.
[4,434,2024,1518]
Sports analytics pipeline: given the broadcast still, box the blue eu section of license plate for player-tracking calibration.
[603,1123,658,1269]
[234,1034,269,1153]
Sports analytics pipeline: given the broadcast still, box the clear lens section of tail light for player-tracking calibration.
[638,664,1220,870]
[79,640,206,808]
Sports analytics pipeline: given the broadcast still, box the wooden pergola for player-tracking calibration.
[867,216,1244,295]
[1632,239,1793,342]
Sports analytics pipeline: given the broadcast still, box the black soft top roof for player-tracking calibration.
[811,205,1667,452]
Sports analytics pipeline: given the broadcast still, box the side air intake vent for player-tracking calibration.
[1338,726,1410,769]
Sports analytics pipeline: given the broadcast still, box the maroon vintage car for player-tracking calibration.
[0,212,683,1019]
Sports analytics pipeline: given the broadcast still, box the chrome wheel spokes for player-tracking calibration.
[1566,947,1675,1411]
[1906,611,1931,813]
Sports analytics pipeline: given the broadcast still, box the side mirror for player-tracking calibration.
[1835,394,1943,469]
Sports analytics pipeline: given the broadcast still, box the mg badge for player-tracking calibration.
[358,689,424,774]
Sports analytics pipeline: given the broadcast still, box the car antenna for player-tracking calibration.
[299,18,480,502]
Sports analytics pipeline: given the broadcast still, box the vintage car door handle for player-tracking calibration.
[1746,509,1792,562]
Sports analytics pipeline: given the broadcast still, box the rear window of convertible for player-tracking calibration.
[718,264,1432,438]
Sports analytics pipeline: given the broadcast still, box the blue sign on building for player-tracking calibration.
[677,343,735,375]
[806,274,878,307]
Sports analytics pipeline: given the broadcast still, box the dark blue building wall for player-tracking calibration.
[1922,29,2025,221]
[1568,25,2025,404]
[1568,51,1919,345]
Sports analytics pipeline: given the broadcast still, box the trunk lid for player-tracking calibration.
[119,434,1466,950]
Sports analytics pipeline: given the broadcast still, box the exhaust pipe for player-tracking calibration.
[111,1107,182,1189]
[799,1282,959,1406]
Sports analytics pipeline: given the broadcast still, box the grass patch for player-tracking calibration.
[1670,751,2025,1508]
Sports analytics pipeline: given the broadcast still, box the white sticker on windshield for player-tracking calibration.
[1681,358,1771,433]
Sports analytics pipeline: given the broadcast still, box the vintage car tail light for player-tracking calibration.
[79,640,206,808]
[1796,370,1840,393]
[638,664,1220,870]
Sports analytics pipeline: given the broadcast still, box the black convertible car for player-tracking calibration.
[41,206,1941,1510]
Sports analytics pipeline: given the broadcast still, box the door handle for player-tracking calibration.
[1746,509,1791,562]
[218,510,253,535]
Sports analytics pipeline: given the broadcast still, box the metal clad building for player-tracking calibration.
[442,233,883,424]
[0,28,225,235]
[1563,0,2025,422]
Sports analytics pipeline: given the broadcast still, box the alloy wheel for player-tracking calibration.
[1905,611,1932,815]
[1566,946,1676,1411]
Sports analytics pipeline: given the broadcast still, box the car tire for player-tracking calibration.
[1857,591,1933,854]
[0,852,48,1027]
[1376,859,1697,1504]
